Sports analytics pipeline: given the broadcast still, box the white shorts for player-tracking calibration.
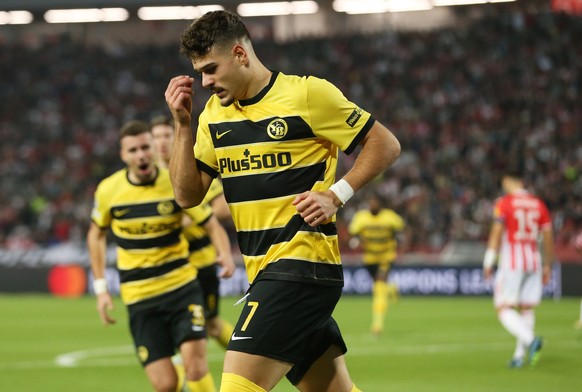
[493,268,542,308]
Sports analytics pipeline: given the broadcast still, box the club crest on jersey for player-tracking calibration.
[267,118,288,140]
[157,201,174,215]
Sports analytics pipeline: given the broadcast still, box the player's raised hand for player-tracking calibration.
[165,75,195,125]
[96,292,116,326]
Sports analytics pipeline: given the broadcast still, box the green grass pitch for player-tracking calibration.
[0,294,581,391]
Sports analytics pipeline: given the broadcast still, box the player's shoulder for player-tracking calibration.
[96,169,128,192]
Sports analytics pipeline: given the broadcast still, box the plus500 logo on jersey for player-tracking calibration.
[219,150,292,174]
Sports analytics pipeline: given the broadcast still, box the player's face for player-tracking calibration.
[120,132,156,183]
[193,45,245,107]
[151,124,174,164]
[369,197,381,214]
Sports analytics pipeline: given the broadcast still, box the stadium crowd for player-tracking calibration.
[1,9,581,258]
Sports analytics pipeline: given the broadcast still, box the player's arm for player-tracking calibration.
[86,222,116,326]
[165,75,213,208]
[483,221,503,280]
[541,228,555,285]
[294,121,401,226]
[210,193,231,222]
[202,215,235,278]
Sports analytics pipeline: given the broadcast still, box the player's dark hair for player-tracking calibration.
[180,10,252,60]
[119,120,151,142]
[150,114,173,127]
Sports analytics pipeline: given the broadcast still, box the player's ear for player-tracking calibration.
[232,44,248,65]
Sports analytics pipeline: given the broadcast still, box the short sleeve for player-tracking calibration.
[90,183,111,228]
[203,179,224,204]
[348,212,363,236]
[184,202,213,226]
[306,77,374,155]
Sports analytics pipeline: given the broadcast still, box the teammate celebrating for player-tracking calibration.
[349,192,405,336]
[87,120,231,392]
[483,170,555,368]
[165,10,401,392]
[151,115,236,348]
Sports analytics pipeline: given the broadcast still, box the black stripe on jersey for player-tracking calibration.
[344,117,375,155]
[256,258,344,286]
[196,159,219,178]
[222,162,325,203]
[210,116,315,148]
[188,237,212,252]
[119,257,189,283]
[111,200,181,221]
[113,229,182,250]
[238,214,337,256]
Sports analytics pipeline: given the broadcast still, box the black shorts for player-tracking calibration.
[365,263,390,280]
[197,263,220,319]
[128,280,206,367]
[227,280,347,385]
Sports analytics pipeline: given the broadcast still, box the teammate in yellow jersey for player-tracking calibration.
[348,192,405,336]
[87,120,233,392]
[165,10,401,392]
[152,114,236,348]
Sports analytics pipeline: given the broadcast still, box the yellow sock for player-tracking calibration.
[387,283,399,303]
[215,319,234,349]
[220,373,266,392]
[371,281,389,333]
[174,362,185,392]
[187,372,216,392]
[351,384,363,392]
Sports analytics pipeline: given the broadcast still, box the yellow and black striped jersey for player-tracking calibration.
[194,71,375,285]
[203,178,224,205]
[182,202,217,270]
[90,167,208,305]
[348,209,405,265]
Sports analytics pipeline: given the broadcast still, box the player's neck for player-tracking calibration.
[242,65,272,100]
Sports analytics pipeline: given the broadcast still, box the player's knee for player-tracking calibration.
[220,372,267,392]
[149,375,178,392]
[184,360,208,381]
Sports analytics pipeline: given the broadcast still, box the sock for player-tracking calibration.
[215,319,234,349]
[187,372,216,392]
[371,281,389,333]
[387,283,399,303]
[174,362,185,392]
[512,339,525,360]
[498,308,534,346]
[220,373,266,392]
[351,384,363,392]
[521,309,535,334]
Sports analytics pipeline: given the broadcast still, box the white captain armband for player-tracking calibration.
[328,179,354,207]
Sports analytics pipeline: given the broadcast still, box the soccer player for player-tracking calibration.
[165,10,401,392]
[151,115,236,348]
[482,170,554,368]
[348,192,405,336]
[87,120,230,392]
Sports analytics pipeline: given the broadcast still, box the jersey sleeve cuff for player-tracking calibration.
[344,117,375,155]
[196,158,219,178]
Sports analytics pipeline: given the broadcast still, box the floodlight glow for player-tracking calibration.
[44,8,129,24]
[432,0,486,5]
[333,0,389,14]
[137,5,224,21]
[0,10,33,25]
[387,0,433,12]
[238,1,318,17]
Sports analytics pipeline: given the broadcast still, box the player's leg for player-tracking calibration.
[494,269,534,364]
[295,345,359,392]
[197,264,234,349]
[180,339,215,392]
[366,264,388,335]
[171,281,216,391]
[520,271,544,366]
[144,358,180,392]
[221,351,292,391]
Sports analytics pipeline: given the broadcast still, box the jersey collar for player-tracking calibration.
[237,71,279,107]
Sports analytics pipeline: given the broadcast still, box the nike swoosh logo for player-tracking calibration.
[216,129,232,140]
[231,333,253,341]
[113,208,131,218]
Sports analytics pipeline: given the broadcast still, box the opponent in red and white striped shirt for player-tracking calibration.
[483,171,554,368]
